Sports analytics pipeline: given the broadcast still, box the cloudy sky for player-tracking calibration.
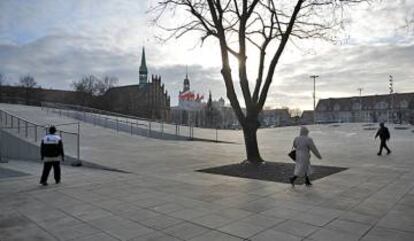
[0,0,413,110]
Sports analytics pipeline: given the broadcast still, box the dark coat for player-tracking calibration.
[375,126,390,140]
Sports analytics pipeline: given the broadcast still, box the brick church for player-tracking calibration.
[102,48,171,120]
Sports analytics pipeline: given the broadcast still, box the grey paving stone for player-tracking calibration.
[308,228,361,241]
[140,214,183,230]
[75,232,119,241]
[190,213,238,229]
[49,223,101,241]
[250,229,303,241]
[360,227,414,241]
[0,223,57,241]
[189,230,245,241]
[163,221,211,240]
[89,215,154,240]
[325,219,372,236]
[130,231,182,241]
[168,207,212,220]
[290,212,335,227]
[272,220,319,237]
[218,220,270,238]
[339,211,379,225]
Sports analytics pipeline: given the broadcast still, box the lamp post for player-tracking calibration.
[357,88,363,122]
[310,75,319,124]
[389,75,394,123]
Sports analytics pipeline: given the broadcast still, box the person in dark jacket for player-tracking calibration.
[375,122,391,156]
[40,126,64,185]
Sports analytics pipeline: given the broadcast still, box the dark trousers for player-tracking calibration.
[40,161,61,183]
[378,139,391,154]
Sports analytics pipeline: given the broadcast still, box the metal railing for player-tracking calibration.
[42,106,199,141]
[40,102,231,143]
[0,109,80,162]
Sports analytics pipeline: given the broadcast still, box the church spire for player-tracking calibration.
[139,47,148,85]
[183,65,190,92]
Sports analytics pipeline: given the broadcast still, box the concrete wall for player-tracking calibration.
[0,129,78,164]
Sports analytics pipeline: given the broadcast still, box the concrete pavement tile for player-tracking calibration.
[237,214,285,229]
[272,220,319,237]
[149,202,187,214]
[89,215,154,240]
[308,228,361,241]
[168,207,212,220]
[129,231,182,241]
[339,211,379,225]
[325,219,372,236]
[49,223,101,241]
[189,230,245,241]
[290,212,337,227]
[213,208,254,220]
[0,223,57,241]
[140,214,183,230]
[218,221,269,238]
[74,232,119,241]
[360,227,414,241]
[249,229,303,241]
[163,222,211,240]
[191,213,237,229]
[260,207,302,220]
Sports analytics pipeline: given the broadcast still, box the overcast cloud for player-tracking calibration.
[0,0,413,109]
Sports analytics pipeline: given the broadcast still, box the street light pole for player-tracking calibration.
[310,75,319,124]
[357,88,363,122]
[389,75,394,123]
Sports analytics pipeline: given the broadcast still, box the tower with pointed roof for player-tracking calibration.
[139,47,148,85]
[183,66,190,92]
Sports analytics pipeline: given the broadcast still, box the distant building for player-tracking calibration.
[0,47,171,121]
[315,92,414,124]
[299,110,314,125]
[102,48,171,120]
[259,108,291,127]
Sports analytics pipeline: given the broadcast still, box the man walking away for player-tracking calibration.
[40,126,64,186]
[375,122,391,156]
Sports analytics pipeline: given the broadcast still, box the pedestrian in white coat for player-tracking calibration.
[289,126,322,186]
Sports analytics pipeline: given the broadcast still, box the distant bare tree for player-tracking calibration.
[95,76,119,95]
[0,73,4,86]
[72,75,118,96]
[289,108,302,118]
[19,74,39,105]
[19,74,38,88]
[153,0,368,164]
[0,73,4,102]
[71,75,100,96]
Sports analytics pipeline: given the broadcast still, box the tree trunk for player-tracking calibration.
[242,122,264,165]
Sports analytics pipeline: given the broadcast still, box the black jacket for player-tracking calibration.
[41,134,64,160]
[375,127,390,141]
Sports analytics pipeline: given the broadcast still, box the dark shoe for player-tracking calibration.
[387,151,391,155]
[40,182,48,186]
[305,177,312,186]
[55,181,60,184]
[377,153,381,156]
[289,177,296,187]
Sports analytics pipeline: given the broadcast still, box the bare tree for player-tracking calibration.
[95,76,119,95]
[0,73,4,86]
[19,74,38,88]
[153,0,367,164]
[72,75,118,96]
[289,108,302,118]
[19,74,39,105]
[71,75,100,96]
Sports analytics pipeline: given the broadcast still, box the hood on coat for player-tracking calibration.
[300,126,309,136]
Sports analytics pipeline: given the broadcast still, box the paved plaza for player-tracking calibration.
[1,104,414,241]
